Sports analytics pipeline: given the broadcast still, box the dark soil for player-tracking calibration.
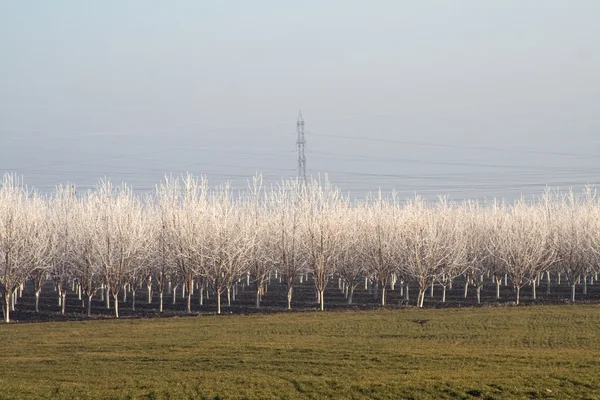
[6,274,599,323]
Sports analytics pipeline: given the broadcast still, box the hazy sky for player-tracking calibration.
[1,1,599,200]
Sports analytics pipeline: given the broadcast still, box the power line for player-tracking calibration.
[309,132,600,159]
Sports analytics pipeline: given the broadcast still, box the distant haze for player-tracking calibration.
[1,1,599,200]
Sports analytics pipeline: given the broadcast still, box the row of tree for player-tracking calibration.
[1,173,600,323]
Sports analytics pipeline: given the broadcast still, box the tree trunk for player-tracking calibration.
[147,283,152,304]
[532,279,537,300]
[476,285,481,304]
[442,285,447,303]
[418,290,425,308]
[546,271,551,294]
[131,289,136,311]
[186,289,192,313]
[515,286,521,305]
[61,292,66,314]
[348,285,354,305]
[430,281,434,298]
[35,289,41,313]
[217,290,222,314]
[256,289,261,308]
[463,280,469,298]
[159,292,163,313]
[496,280,501,300]
[583,275,588,295]
[227,287,231,307]
[287,286,293,310]
[87,294,93,317]
[319,290,325,311]
[3,291,10,323]
[571,283,576,303]
[199,287,203,306]
[381,287,386,306]
[113,294,119,318]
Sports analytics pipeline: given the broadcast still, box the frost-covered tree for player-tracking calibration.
[28,193,56,313]
[456,202,490,304]
[90,180,151,318]
[552,190,595,302]
[0,174,49,322]
[359,193,401,306]
[335,209,364,305]
[69,190,104,317]
[148,186,177,312]
[400,198,462,308]
[488,199,556,305]
[265,180,307,310]
[303,179,348,311]
[205,183,253,314]
[245,176,273,308]
[47,185,80,315]
[158,175,209,313]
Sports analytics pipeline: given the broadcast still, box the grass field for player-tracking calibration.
[1,306,600,399]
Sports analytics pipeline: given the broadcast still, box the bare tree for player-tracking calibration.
[488,199,556,305]
[155,175,207,313]
[148,191,175,313]
[29,193,57,313]
[400,198,462,308]
[456,202,489,304]
[303,178,348,311]
[360,192,401,306]
[69,190,104,317]
[267,180,306,310]
[90,180,151,318]
[205,183,253,314]
[0,174,49,322]
[553,190,595,302]
[246,177,272,308]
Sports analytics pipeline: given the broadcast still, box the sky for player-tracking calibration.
[1,1,599,201]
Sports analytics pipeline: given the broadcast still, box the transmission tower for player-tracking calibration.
[296,110,307,183]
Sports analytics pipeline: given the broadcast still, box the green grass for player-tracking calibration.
[2,306,600,399]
